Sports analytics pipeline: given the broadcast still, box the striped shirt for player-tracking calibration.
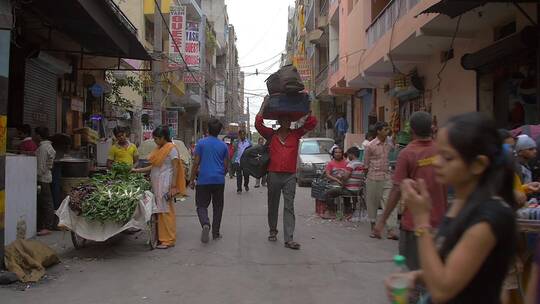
[345,160,365,191]
[364,137,393,181]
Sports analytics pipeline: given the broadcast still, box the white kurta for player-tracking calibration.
[150,148,179,213]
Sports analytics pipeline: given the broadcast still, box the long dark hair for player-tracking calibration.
[441,112,516,254]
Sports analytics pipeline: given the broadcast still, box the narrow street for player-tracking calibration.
[1,180,396,304]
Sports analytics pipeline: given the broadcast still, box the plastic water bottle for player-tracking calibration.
[390,255,409,304]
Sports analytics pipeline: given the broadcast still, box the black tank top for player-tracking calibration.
[431,198,516,304]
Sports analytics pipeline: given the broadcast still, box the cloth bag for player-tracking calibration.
[240,143,270,179]
[262,93,311,121]
[265,64,305,94]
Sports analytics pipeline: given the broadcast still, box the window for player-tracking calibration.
[300,140,335,155]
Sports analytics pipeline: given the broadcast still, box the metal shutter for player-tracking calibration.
[23,59,57,133]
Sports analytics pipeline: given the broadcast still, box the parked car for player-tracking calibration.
[296,138,335,187]
[137,139,192,184]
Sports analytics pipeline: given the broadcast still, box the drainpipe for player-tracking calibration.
[0,2,11,266]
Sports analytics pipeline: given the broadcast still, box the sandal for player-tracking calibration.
[284,241,301,250]
[387,234,399,241]
[369,232,382,239]
[156,244,174,249]
[268,231,278,242]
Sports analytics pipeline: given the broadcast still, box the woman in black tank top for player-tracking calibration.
[385,113,517,304]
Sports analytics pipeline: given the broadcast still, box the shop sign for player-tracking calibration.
[90,83,103,97]
[216,81,225,116]
[293,55,312,90]
[166,111,178,137]
[71,98,84,112]
[183,72,204,84]
[184,21,200,67]
[168,5,186,69]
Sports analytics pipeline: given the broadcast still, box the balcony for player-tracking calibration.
[329,56,339,76]
[366,0,420,47]
[315,65,328,96]
[320,0,328,16]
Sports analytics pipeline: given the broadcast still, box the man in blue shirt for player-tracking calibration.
[189,119,229,243]
[232,129,252,193]
[335,113,349,146]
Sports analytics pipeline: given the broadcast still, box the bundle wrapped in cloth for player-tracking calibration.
[262,93,311,121]
[263,64,310,121]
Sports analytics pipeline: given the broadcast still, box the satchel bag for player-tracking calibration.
[240,140,271,179]
[265,64,305,94]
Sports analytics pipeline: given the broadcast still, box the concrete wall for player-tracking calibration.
[5,155,37,245]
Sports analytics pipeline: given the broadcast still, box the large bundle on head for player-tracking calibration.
[263,64,310,121]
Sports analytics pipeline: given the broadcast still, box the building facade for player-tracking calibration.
[285,0,539,144]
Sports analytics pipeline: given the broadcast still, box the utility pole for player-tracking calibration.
[246,97,250,139]
[152,0,163,126]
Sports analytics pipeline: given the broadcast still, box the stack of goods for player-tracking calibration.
[517,198,540,220]
[68,163,151,224]
[74,127,99,144]
[263,64,310,121]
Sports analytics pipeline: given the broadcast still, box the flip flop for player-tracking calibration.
[387,234,399,241]
[284,241,301,250]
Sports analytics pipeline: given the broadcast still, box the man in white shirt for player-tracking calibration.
[34,127,56,236]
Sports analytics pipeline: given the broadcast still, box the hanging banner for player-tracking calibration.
[168,5,186,69]
[184,21,200,67]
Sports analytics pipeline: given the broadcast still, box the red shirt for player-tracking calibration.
[227,144,234,159]
[255,114,317,173]
[19,138,38,154]
[325,159,349,178]
[392,139,447,231]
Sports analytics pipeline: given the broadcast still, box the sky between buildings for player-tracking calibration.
[225,0,295,131]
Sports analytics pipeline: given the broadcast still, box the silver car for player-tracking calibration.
[296,138,335,187]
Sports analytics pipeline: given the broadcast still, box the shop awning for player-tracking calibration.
[420,0,538,19]
[26,0,151,60]
[461,26,538,70]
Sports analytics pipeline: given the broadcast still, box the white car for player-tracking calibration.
[296,138,335,187]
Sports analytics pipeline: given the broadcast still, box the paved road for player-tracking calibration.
[0,180,397,304]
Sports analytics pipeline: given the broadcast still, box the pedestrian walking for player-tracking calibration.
[233,129,252,193]
[386,112,517,303]
[255,98,317,250]
[107,126,139,168]
[362,127,375,150]
[34,127,56,236]
[373,112,447,270]
[364,121,398,239]
[335,113,348,146]
[132,126,186,249]
[189,119,229,243]
[224,136,235,179]
[325,114,334,138]
[255,137,267,188]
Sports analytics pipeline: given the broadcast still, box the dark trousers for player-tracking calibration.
[233,162,249,191]
[399,229,420,271]
[37,182,55,230]
[195,184,225,236]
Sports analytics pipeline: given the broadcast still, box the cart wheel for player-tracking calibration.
[148,214,159,250]
[71,231,87,249]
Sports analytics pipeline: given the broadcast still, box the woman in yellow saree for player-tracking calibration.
[133,126,186,249]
